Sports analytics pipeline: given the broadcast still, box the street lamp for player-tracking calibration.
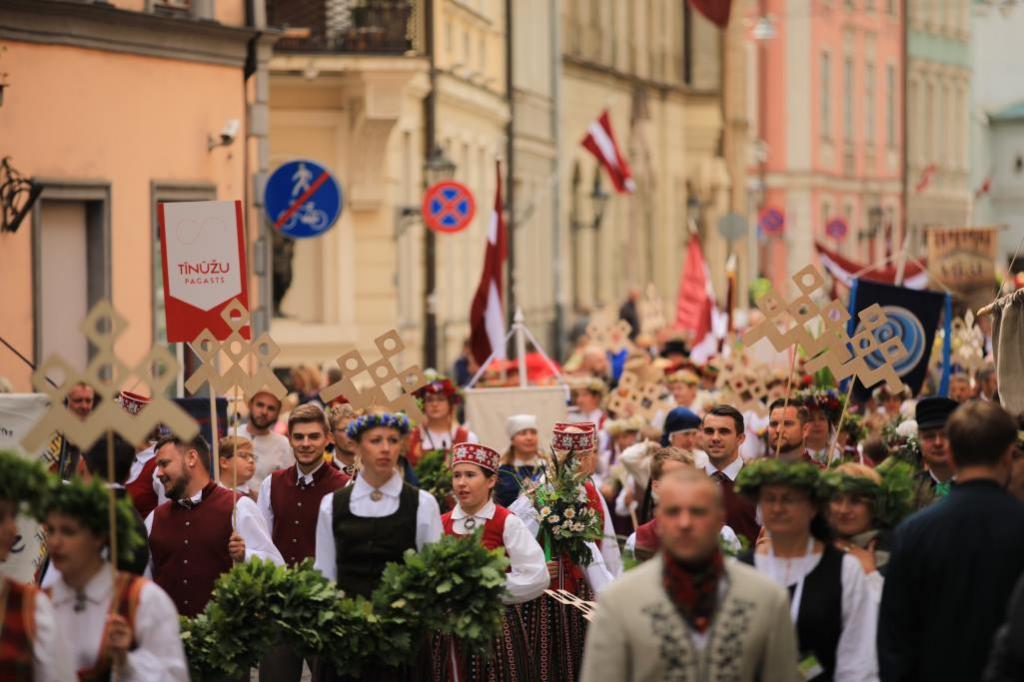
[589,167,610,301]
[422,146,456,370]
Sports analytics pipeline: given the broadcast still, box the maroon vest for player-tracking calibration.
[633,518,661,561]
[268,464,349,565]
[148,482,234,617]
[715,473,760,545]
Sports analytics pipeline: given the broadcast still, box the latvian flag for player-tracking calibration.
[469,161,508,364]
[581,110,635,194]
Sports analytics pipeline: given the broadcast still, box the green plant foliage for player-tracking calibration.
[44,476,144,567]
[734,459,823,500]
[181,533,509,680]
[0,449,53,520]
[819,460,915,529]
[414,449,453,511]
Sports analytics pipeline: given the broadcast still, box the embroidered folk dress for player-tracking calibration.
[0,577,71,682]
[431,500,548,681]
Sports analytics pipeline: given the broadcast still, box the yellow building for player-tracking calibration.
[0,0,269,391]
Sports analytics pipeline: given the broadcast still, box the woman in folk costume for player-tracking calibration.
[314,412,443,681]
[495,414,545,508]
[799,390,845,467]
[509,422,613,681]
[0,451,71,681]
[822,461,915,604]
[406,376,478,467]
[44,476,187,681]
[432,442,548,681]
[736,459,878,682]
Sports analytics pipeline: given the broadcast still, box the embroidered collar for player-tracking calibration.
[451,499,496,521]
[351,471,402,500]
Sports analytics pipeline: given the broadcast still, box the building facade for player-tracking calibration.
[905,0,971,240]
[970,7,1024,265]
[0,0,267,391]
[752,0,904,290]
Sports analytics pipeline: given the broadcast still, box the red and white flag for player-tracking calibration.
[915,163,937,193]
[975,175,993,199]
[469,162,508,365]
[581,110,635,194]
[675,234,725,363]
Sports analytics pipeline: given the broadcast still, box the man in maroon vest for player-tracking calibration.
[145,434,283,618]
[257,404,349,682]
[701,404,761,545]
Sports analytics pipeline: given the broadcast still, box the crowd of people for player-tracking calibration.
[2,320,1024,682]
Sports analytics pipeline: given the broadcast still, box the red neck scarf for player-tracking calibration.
[661,549,725,633]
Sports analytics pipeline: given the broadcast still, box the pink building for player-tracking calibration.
[750,0,904,290]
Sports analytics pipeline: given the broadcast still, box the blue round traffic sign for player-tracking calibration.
[264,160,343,239]
[759,207,785,237]
[826,218,848,241]
[422,181,476,234]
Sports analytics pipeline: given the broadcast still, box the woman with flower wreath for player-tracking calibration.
[508,423,613,681]
[0,450,71,681]
[822,461,915,604]
[407,376,478,467]
[798,390,845,467]
[736,459,878,682]
[314,411,443,681]
[431,442,548,681]
[44,475,188,680]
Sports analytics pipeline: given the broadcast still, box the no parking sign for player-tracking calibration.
[422,181,476,234]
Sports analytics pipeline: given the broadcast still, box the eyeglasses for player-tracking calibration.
[226,452,255,462]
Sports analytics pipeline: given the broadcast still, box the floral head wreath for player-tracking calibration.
[819,460,915,529]
[734,459,824,500]
[795,388,844,426]
[0,450,53,520]
[346,412,411,440]
[414,376,461,405]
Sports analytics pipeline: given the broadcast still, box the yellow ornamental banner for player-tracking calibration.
[926,227,999,293]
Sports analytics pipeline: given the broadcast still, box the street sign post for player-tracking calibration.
[422,180,476,234]
[264,160,343,239]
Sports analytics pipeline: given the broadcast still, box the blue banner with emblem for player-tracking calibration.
[848,279,952,398]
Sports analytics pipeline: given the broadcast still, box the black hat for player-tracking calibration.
[915,397,959,430]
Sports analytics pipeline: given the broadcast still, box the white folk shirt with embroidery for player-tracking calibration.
[449,500,548,604]
[753,549,878,682]
[313,472,443,582]
[244,423,295,495]
[143,485,284,576]
[49,564,188,681]
[419,426,479,451]
[257,461,328,531]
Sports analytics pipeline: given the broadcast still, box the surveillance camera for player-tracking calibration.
[220,119,240,145]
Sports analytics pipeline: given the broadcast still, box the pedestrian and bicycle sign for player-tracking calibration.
[422,180,476,234]
[264,160,343,239]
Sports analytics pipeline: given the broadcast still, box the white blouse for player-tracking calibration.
[448,500,548,604]
[49,565,188,681]
[753,548,878,682]
[314,472,443,582]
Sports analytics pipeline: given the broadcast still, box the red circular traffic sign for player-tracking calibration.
[826,217,848,241]
[422,181,476,234]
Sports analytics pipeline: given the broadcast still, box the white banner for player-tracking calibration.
[463,386,570,453]
[0,394,55,583]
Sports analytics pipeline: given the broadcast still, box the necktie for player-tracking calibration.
[298,478,313,491]
[179,498,197,510]
[711,471,729,485]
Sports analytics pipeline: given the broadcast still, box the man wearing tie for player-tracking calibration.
[701,405,760,545]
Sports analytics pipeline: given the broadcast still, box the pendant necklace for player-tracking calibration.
[370,489,383,502]
[464,516,478,530]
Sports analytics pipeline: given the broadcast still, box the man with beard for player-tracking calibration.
[244,390,294,496]
[145,434,282,617]
[766,398,813,464]
[701,405,760,545]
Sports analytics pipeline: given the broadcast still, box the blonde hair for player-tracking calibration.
[328,403,357,432]
[834,462,882,485]
[650,447,695,481]
[218,435,252,460]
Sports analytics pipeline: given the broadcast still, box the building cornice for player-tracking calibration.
[0,0,258,67]
[562,53,720,99]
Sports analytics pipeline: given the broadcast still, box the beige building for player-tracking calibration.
[267,0,739,372]
[0,0,269,392]
[559,1,739,330]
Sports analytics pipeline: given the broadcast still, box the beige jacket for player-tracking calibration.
[581,555,801,682]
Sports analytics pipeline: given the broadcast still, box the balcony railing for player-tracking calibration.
[268,0,416,55]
